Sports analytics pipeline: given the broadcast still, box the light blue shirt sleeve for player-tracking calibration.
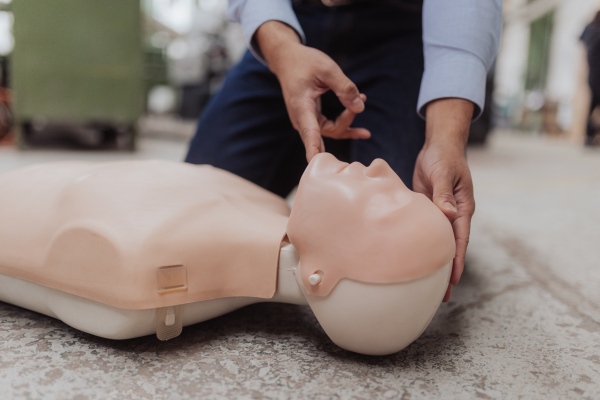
[227,0,306,63]
[417,0,503,120]
[228,0,502,120]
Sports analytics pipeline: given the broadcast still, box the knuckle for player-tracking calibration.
[299,127,319,140]
[288,96,305,111]
[342,81,358,97]
[461,237,470,248]
[320,60,345,84]
[439,192,454,200]
[320,58,337,73]
[435,191,455,204]
[468,206,475,216]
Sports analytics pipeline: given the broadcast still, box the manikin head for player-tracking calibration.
[287,153,455,355]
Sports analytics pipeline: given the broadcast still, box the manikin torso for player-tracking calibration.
[0,156,455,355]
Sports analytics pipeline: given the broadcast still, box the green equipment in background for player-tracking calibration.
[11,0,144,150]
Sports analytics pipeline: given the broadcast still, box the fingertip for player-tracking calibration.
[442,285,453,302]
[349,97,364,113]
[306,140,325,162]
[450,264,462,286]
[450,255,464,285]
[450,275,460,286]
[357,129,371,139]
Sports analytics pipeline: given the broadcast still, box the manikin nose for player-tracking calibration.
[364,159,392,178]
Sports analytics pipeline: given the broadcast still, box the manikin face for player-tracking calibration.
[287,153,455,296]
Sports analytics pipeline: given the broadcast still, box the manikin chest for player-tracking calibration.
[0,160,290,310]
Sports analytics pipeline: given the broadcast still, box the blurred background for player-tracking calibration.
[0,0,598,149]
[0,0,246,150]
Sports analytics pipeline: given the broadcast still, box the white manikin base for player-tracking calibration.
[0,243,306,340]
[0,243,451,355]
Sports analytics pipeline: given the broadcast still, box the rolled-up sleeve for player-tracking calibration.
[227,0,306,64]
[417,0,502,120]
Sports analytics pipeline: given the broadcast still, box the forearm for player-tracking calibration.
[424,98,474,150]
[227,0,305,64]
[255,20,301,74]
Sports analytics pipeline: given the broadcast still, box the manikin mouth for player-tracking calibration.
[334,161,351,174]
[337,161,366,176]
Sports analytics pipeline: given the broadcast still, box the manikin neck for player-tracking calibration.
[269,242,308,306]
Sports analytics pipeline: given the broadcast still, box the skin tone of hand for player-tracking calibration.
[413,98,475,302]
[255,21,371,161]
[256,21,475,302]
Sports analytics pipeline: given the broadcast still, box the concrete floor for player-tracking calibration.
[0,132,599,399]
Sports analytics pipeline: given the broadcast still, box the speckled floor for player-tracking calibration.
[0,132,599,399]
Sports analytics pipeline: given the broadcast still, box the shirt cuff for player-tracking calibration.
[416,51,488,121]
[228,0,306,65]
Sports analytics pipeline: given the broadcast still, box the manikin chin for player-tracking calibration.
[0,153,455,356]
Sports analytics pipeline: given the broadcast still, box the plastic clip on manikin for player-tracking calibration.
[155,265,187,340]
[0,155,455,355]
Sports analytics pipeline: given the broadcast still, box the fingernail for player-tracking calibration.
[443,202,457,213]
[351,97,363,106]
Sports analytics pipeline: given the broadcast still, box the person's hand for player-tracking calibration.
[413,98,476,302]
[255,21,370,161]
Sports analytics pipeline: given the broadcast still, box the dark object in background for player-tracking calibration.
[178,43,230,120]
[0,56,8,88]
[580,11,600,146]
[0,91,11,141]
[179,82,211,120]
[468,68,495,145]
[20,122,135,150]
[0,57,11,140]
[10,0,143,151]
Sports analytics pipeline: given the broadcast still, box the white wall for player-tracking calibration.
[494,0,600,129]
[546,0,599,102]
[495,20,530,101]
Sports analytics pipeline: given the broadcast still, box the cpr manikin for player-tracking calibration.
[0,154,455,355]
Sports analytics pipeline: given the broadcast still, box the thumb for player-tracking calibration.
[321,64,364,114]
[432,173,458,220]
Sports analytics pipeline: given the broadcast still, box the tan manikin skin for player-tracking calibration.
[0,154,455,355]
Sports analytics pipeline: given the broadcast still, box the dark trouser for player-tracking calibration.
[185,2,425,197]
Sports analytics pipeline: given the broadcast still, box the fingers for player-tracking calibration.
[292,89,368,161]
[321,64,365,114]
[321,104,371,140]
[431,167,474,298]
[442,284,453,302]
[295,102,326,162]
[450,213,471,286]
[432,172,458,220]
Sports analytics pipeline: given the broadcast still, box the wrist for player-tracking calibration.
[255,21,302,74]
[424,98,474,152]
